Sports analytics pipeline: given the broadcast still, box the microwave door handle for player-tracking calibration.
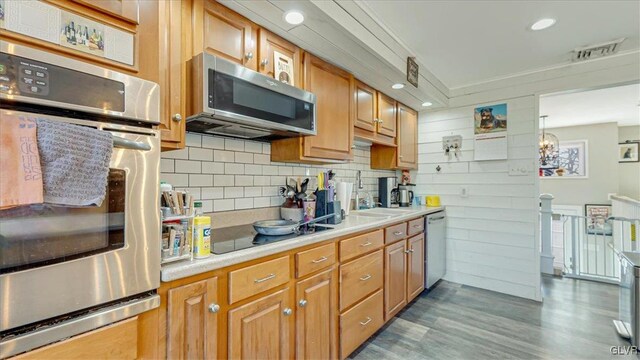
[112,136,151,151]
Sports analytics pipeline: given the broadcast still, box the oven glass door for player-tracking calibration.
[0,169,126,274]
[209,70,315,131]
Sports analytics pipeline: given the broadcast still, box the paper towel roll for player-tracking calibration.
[336,182,353,216]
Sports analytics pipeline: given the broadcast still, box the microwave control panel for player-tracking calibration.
[0,52,125,112]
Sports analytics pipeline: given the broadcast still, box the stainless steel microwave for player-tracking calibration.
[187,52,316,140]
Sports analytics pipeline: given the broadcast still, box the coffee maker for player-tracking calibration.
[378,177,399,208]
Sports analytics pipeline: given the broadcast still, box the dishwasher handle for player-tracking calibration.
[428,216,445,224]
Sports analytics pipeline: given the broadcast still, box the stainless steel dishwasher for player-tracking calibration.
[426,211,446,289]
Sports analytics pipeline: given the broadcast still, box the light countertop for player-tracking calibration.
[161,206,444,282]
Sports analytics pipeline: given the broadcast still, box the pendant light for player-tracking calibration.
[539,115,559,166]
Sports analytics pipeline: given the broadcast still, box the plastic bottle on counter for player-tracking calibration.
[193,202,211,259]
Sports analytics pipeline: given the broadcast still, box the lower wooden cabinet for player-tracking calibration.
[339,289,384,359]
[295,268,337,359]
[384,240,408,320]
[228,287,293,359]
[407,233,426,302]
[167,277,218,359]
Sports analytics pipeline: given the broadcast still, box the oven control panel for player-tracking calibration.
[0,52,125,112]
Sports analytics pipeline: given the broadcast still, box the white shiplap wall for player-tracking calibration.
[416,96,541,300]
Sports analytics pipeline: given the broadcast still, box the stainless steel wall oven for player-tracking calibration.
[0,42,161,358]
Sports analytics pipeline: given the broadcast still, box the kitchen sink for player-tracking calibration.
[350,208,412,218]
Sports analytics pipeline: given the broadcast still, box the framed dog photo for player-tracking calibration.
[618,142,639,163]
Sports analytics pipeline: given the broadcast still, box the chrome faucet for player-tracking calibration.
[354,170,364,210]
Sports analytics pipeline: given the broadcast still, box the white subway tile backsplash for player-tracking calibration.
[160,159,175,173]
[174,187,201,200]
[234,152,253,164]
[201,200,213,213]
[202,162,224,174]
[235,198,253,209]
[244,141,263,153]
[245,186,262,197]
[245,164,263,175]
[161,135,395,213]
[214,150,235,162]
[224,163,244,175]
[162,148,189,159]
[235,175,253,186]
[185,133,202,147]
[189,148,213,161]
[175,160,201,173]
[214,199,234,212]
[225,138,245,152]
[189,174,213,187]
[224,187,244,198]
[254,153,270,164]
[201,187,224,200]
[214,175,235,187]
[202,135,225,149]
[161,173,189,187]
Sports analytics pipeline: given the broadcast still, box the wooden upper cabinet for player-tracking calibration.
[157,0,186,150]
[295,269,337,360]
[167,277,218,360]
[407,233,425,302]
[377,93,397,138]
[258,29,301,88]
[200,0,257,70]
[271,53,354,163]
[354,80,377,132]
[73,0,140,24]
[397,103,418,168]
[301,53,354,161]
[228,288,293,359]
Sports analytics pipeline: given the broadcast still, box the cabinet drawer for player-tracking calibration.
[296,243,336,278]
[339,230,384,262]
[384,222,408,244]
[229,256,290,304]
[339,250,383,311]
[407,217,425,237]
[340,289,384,359]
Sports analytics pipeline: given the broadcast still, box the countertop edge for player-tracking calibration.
[161,206,444,282]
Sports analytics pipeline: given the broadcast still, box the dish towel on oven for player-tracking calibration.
[0,112,44,210]
[36,118,113,207]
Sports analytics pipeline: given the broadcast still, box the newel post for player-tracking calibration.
[540,194,555,275]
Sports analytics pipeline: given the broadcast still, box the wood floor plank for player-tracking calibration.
[350,276,634,360]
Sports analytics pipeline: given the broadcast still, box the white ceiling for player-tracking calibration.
[361,0,640,89]
[540,83,640,128]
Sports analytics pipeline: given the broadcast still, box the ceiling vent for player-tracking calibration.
[572,38,625,61]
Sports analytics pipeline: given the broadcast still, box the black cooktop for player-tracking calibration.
[211,224,332,255]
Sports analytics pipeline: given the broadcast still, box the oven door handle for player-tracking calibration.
[113,136,151,151]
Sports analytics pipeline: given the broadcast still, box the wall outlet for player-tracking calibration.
[508,160,532,176]
[460,186,469,198]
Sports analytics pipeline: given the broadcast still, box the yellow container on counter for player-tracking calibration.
[426,195,441,207]
[193,215,211,259]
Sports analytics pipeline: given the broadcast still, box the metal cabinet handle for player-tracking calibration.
[404,249,411,254]
[378,119,383,124]
[399,155,404,159]
[312,256,328,264]
[299,299,308,307]
[360,317,372,326]
[260,58,269,67]
[208,303,220,313]
[360,241,373,247]
[172,113,182,122]
[409,248,415,253]
[245,52,254,60]
[412,224,423,228]
[254,273,276,283]
[393,231,404,236]
[359,274,372,281]
[283,308,292,316]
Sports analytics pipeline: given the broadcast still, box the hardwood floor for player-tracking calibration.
[350,276,632,359]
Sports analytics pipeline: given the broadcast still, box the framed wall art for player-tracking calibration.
[618,142,639,163]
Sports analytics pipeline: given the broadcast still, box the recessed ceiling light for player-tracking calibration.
[530,18,556,31]
[422,102,433,107]
[392,83,405,90]
[284,10,305,25]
